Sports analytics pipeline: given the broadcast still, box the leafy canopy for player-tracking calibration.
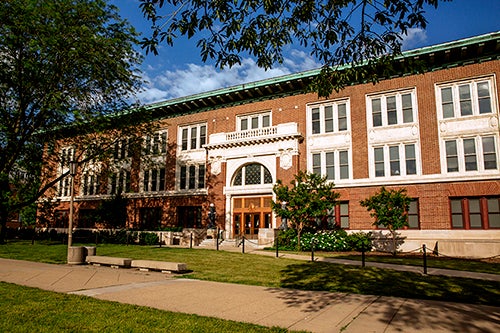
[139,0,447,95]
[0,0,143,242]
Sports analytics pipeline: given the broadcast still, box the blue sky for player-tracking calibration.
[111,0,500,104]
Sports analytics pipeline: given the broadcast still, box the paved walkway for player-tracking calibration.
[1,256,499,333]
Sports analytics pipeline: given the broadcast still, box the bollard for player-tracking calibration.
[190,233,193,249]
[311,239,315,262]
[275,233,279,258]
[159,232,162,248]
[423,244,427,274]
[361,245,366,268]
[242,237,245,254]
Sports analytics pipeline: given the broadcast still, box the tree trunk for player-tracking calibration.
[391,230,397,256]
[0,181,9,244]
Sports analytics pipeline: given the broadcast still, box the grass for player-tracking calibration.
[0,282,302,333]
[0,240,499,307]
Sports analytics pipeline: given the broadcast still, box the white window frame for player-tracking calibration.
[179,123,207,151]
[370,142,420,178]
[442,135,499,174]
[58,147,75,197]
[144,130,168,156]
[310,149,351,181]
[237,111,271,131]
[367,89,417,128]
[436,77,495,120]
[108,168,131,195]
[309,99,350,135]
[178,163,206,190]
[141,167,166,192]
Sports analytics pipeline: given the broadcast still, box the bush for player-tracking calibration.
[300,229,350,251]
[275,228,298,251]
[139,232,159,245]
[346,231,372,251]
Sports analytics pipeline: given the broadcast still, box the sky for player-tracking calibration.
[110,0,500,104]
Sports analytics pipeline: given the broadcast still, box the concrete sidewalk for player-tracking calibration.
[1,258,499,333]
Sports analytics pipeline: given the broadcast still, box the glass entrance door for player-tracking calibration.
[232,196,273,239]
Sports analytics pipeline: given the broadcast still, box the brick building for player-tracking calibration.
[45,32,500,257]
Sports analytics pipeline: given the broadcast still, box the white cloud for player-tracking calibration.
[138,50,321,104]
[401,28,428,50]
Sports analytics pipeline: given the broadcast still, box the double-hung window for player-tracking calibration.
[143,167,166,192]
[58,147,75,197]
[368,90,415,127]
[451,197,500,229]
[312,150,350,180]
[180,124,206,151]
[310,100,349,134]
[179,164,205,190]
[144,130,167,155]
[238,112,271,131]
[439,79,493,119]
[372,143,418,177]
[444,136,498,173]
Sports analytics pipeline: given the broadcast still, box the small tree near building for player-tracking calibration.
[360,187,411,256]
[272,171,340,251]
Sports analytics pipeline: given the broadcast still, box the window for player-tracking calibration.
[372,143,418,177]
[177,206,202,228]
[109,169,131,195]
[82,172,100,196]
[444,136,498,173]
[180,124,206,151]
[143,167,166,192]
[58,147,75,197]
[238,112,271,131]
[113,138,131,160]
[438,78,493,119]
[232,164,272,186]
[311,150,350,180]
[408,200,419,229]
[310,100,349,134]
[179,164,205,190]
[450,197,500,229]
[324,202,349,229]
[368,90,415,127]
[144,130,167,155]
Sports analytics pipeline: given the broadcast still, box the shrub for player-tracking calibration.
[346,232,372,251]
[300,229,350,251]
[275,228,298,251]
[139,232,159,245]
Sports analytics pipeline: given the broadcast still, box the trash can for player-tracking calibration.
[67,246,85,265]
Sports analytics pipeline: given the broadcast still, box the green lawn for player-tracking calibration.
[1,240,499,307]
[0,282,302,333]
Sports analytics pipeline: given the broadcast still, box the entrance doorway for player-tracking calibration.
[232,196,272,239]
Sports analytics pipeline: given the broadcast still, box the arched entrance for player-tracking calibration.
[232,196,273,239]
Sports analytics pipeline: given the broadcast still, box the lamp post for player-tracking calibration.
[67,161,77,262]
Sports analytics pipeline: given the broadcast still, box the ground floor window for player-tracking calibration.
[451,197,500,229]
[177,206,202,228]
[139,207,162,230]
[78,209,97,228]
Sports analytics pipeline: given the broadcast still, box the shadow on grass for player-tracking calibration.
[268,262,500,332]
[277,262,500,307]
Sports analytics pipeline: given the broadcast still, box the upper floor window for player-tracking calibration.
[368,90,416,127]
[109,169,131,195]
[58,147,75,197]
[82,172,100,196]
[312,150,350,180]
[372,143,418,178]
[142,167,166,192]
[179,164,205,190]
[310,100,349,134]
[444,135,498,173]
[180,124,206,151]
[114,138,131,160]
[438,78,493,119]
[232,163,272,186]
[144,130,167,155]
[238,112,271,131]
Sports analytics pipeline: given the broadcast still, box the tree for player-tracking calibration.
[360,186,411,255]
[139,0,445,96]
[272,171,340,251]
[0,0,145,243]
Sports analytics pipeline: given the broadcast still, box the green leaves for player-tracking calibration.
[139,0,444,96]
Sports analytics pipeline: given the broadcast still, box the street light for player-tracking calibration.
[67,160,77,262]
